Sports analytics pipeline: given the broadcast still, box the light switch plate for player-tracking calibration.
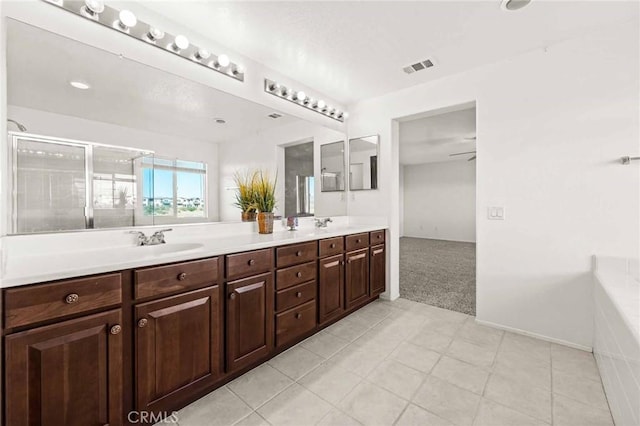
[488,207,505,220]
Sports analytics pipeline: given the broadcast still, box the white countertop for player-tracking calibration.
[0,224,387,288]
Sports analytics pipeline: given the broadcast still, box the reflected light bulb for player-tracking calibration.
[117,10,137,30]
[217,54,230,67]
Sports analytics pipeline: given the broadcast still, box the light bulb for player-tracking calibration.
[232,64,245,76]
[217,54,230,67]
[268,82,280,92]
[116,10,137,30]
[295,91,306,102]
[170,35,189,52]
[343,112,349,119]
[280,86,289,97]
[146,27,165,42]
[82,0,104,17]
[194,49,211,61]
[70,81,91,90]
[316,100,326,110]
[328,108,336,116]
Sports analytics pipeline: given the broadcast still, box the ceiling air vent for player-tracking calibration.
[403,58,435,74]
[268,113,283,119]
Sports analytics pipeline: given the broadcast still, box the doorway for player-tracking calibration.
[398,103,477,315]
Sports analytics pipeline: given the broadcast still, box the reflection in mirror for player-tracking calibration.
[5,19,347,233]
[284,141,314,217]
[349,135,379,190]
[321,141,345,192]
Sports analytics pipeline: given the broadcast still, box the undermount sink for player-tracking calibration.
[137,243,204,255]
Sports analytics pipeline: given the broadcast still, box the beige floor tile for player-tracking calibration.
[317,408,362,426]
[353,327,405,355]
[257,383,332,426]
[340,382,408,426]
[374,315,427,339]
[455,318,503,349]
[484,374,551,423]
[553,394,614,426]
[300,331,350,359]
[408,327,453,353]
[552,369,609,410]
[324,317,370,341]
[233,412,271,426]
[268,346,324,380]
[329,342,388,377]
[347,306,390,328]
[446,339,497,368]
[412,375,481,426]
[410,303,468,323]
[227,364,294,409]
[473,399,548,426]
[298,360,362,405]
[176,386,252,426]
[366,359,426,400]
[390,342,441,373]
[395,404,454,426]
[492,349,551,390]
[500,332,550,364]
[422,317,466,337]
[551,344,601,382]
[431,356,489,395]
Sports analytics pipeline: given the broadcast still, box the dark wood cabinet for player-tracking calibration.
[5,310,123,426]
[226,272,274,372]
[134,286,222,414]
[345,248,370,309]
[370,244,386,296]
[318,254,345,325]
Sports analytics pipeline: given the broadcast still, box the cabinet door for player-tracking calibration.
[318,254,345,325]
[226,272,274,372]
[5,310,123,426]
[135,286,222,414]
[345,249,370,309]
[370,244,386,297]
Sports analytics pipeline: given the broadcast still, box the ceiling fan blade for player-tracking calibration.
[468,155,477,161]
[449,151,477,156]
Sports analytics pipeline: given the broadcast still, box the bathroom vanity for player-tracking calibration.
[0,227,387,425]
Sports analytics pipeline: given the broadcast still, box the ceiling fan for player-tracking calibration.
[449,150,476,161]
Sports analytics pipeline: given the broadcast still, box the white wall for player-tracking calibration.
[218,120,346,222]
[8,105,220,221]
[348,21,639,348]
[403,160,476,242]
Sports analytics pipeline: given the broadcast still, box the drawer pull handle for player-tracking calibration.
[296,272,302,278]
[377,235,382,239]
[230,293,236,300]
[248,259,255,266]
[296,292,302,298]
[356,239,361,243]
[295,313,302,319]
[138,318,148,328]
[330,243,336,248]
[110,325,122,335]
[65,293,79,304]
[296,251,302,257]
[177,272,187,281]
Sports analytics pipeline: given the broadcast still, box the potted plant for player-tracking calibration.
[233,170,258,222]
[254,170,277,234]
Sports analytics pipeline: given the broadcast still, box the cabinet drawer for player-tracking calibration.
[276,242,317,268]
[276,261,317,290]
[135,258,219,299]
[275,300,316,347]
[4,273,122,329]
[226,249,273,281]
[276,280,316,312]
[370,230,385,244]
[319,237,344,258]
[345,233,369,251]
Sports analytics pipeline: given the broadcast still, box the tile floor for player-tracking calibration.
[174,298,613,426]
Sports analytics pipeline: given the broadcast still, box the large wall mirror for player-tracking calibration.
[349,135,379,190]
[320,141,345,192]
[4,18,346,234]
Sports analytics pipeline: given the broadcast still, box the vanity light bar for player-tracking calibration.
[264,79,347,123]
[42,0,245,82]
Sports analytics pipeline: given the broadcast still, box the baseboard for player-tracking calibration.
[474,318,593,352]
[401,235,477,244]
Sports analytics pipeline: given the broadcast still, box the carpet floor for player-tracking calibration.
[400,237,476,315]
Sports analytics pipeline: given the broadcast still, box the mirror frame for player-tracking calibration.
[320,140,346,192]
[348,134,380,191]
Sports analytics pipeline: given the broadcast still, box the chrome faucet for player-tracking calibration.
[314,218,333,228]
[129,228,173,246]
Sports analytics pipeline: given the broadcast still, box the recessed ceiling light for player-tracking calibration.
[214,118,226,124]
[501,0,532,11]
[70,81,91,90]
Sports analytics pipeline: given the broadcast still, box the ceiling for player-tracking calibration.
[6,19,299,144]
[399,106,476,165]
[141,1,638,105]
